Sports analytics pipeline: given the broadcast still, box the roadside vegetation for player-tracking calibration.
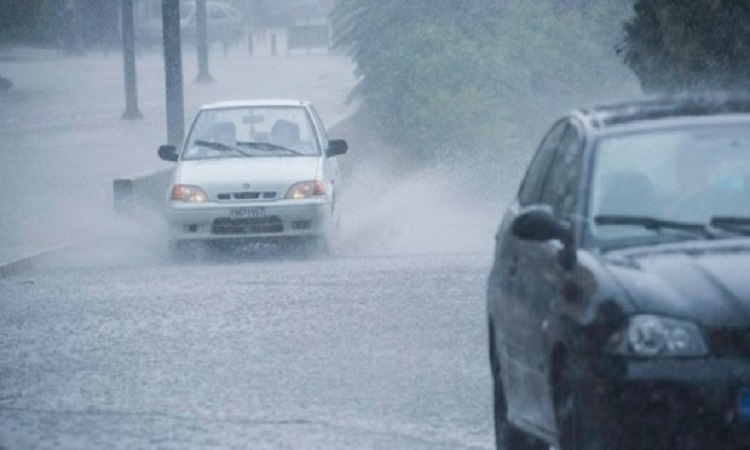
[623,0,750,93]
[333,0,750,176]
[333,0,635,171]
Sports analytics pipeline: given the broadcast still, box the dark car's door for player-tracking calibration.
[491,120,568,429]
[521,122,585,432]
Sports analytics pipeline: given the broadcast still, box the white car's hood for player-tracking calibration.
[176,157,321,187]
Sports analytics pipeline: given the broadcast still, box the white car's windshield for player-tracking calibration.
[182,106,320,160]
[590,124,750,241]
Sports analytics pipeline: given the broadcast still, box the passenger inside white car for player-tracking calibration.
[213,121,237,147]
[271,119,302,151]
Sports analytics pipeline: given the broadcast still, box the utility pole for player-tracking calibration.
[121,0,142,120]
[162,0,185,146]
[195,0,213,82]
[62,0,85,55]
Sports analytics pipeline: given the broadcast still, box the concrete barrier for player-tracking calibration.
[113,168,172,218]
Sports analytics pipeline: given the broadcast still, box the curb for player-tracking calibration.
[0,255,39,279]
[0,240,100,279]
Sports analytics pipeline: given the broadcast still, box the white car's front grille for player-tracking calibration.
[211,216,283,234]
[216,191,277,201]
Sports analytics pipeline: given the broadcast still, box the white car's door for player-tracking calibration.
[309,106,343,217]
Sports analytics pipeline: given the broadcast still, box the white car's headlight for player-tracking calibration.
[170,185,208,203]
[607,315,708,357]
[286,180,325,199]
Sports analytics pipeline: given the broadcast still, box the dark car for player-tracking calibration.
[487,95,750,450]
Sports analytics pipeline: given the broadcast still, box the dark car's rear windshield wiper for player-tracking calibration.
[193,139,255,157]
[594,215,714,238]
[710,217,750,236]
[238,141,303,156]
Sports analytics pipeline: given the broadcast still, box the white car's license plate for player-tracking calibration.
[230,207,266,219]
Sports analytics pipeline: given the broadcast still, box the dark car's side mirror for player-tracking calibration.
[326,139,348,157]
[158,145,179,162]
[512,206,570,242]
[512,206,577,270]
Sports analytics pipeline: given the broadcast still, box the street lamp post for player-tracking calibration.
[162,0,185,146]
[121,0,142,120]
[195,0,214,82]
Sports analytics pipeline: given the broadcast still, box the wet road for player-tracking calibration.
[0,43,500,450]
[0,242,495,449]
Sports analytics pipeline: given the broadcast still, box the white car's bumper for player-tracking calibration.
[166,199,333,241]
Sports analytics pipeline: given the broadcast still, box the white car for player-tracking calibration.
[158,100,348,259]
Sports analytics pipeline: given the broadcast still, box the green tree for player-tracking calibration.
[623,0,750,92]
[0,0,56,45]
[0,0,119,50]
[332,0,503,161]
[494,1,636,136]
[333,0,636,166]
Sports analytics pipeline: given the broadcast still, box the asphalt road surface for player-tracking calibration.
[0,44,501,450]
[0,240,495,449]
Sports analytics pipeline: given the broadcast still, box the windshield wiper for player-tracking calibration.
[594,215,715,239]
[710,217,750,236]
[193,140,304,157]
[238,141,303,156]
[193,139,255,157]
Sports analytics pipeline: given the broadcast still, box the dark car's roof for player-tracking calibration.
[571,93,750,137]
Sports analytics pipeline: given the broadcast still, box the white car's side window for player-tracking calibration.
[309,107,330,151]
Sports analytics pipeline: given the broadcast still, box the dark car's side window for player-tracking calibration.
[518,121,568,206]
[540,124,584,216]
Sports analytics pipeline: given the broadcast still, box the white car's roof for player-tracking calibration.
[200,99,311,110]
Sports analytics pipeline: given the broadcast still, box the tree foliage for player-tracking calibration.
[0,0,56,45]
[332,0,503,160]
[333,0,636,164]
[623,0,750,92]
[0,0,119,49]
[493,1,635,135]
